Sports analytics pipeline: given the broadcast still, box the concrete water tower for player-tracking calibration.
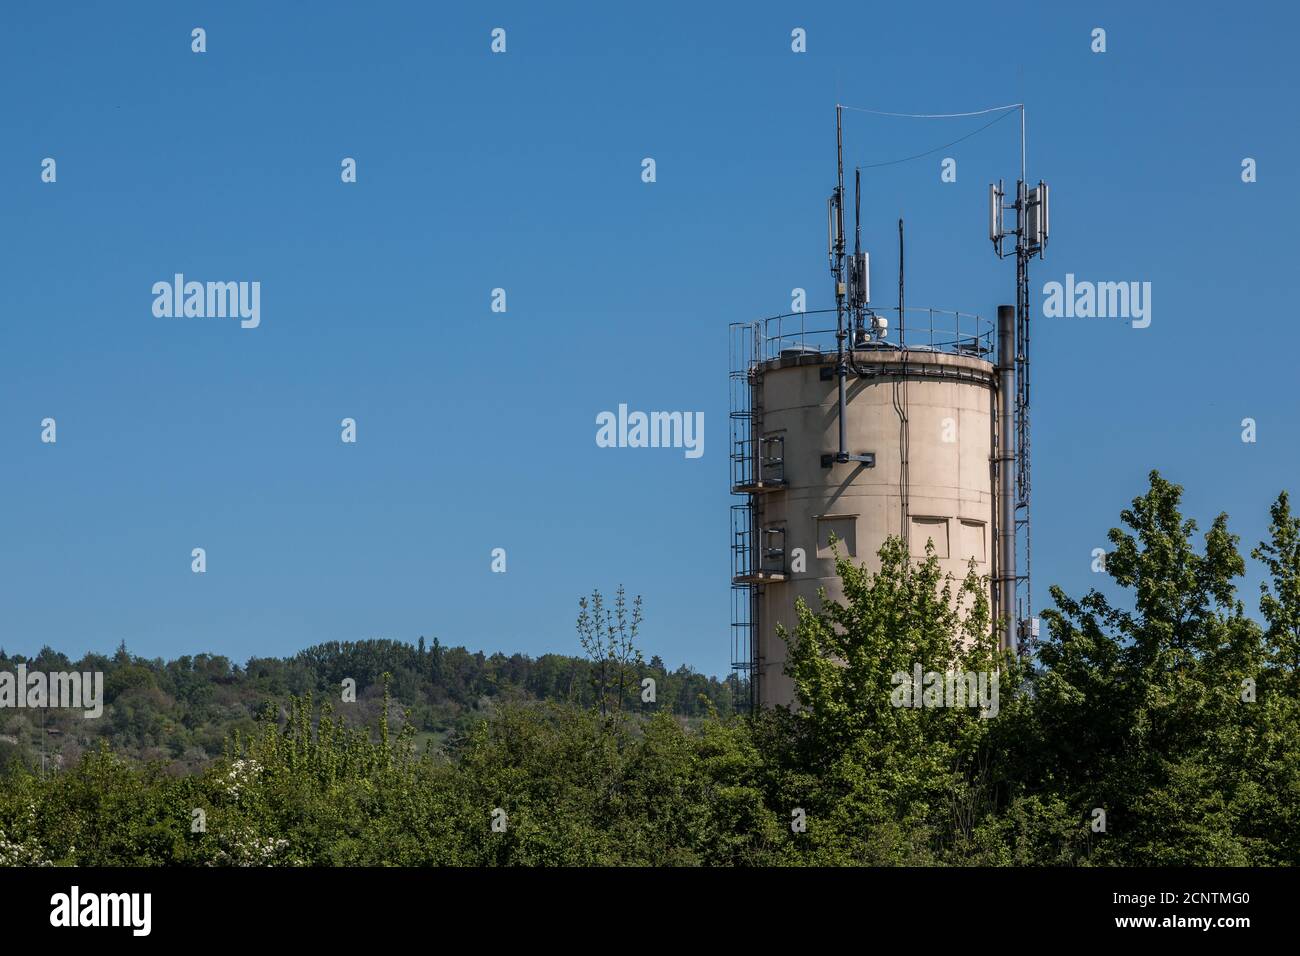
[729,105,1045,710]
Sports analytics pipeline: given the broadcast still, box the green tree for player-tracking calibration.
[1253,491,1300,682]
[1032,470,1266,864]
[576,586,645,721]
[779,535,1020,863]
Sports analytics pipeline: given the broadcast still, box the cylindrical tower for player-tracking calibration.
[729,310,1000,710]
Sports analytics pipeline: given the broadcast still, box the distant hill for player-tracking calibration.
[0,639,745,774]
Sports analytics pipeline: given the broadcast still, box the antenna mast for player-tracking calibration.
[989,106,1047,655]
[830,105,874,467]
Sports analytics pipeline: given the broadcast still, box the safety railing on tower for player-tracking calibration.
[730,504,787,584]
[750,306,992,362]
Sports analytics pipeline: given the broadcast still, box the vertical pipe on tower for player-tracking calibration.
[834,106,848,463]
[996,304,1017,654]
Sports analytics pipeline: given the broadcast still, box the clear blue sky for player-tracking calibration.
[3,1,1297,675]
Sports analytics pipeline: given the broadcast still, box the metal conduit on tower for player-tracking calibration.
[996,304,1017,654]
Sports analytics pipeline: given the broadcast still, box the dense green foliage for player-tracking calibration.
[3,471,1299,866]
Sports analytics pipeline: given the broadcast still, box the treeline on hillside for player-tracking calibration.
[3,470,1300,866]
[0,632,743,775]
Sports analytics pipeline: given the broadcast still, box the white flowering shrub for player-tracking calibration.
[0,803,52,866]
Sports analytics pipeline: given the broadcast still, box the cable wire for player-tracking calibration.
[838,102,1022,118]
[854,108,1018,169]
